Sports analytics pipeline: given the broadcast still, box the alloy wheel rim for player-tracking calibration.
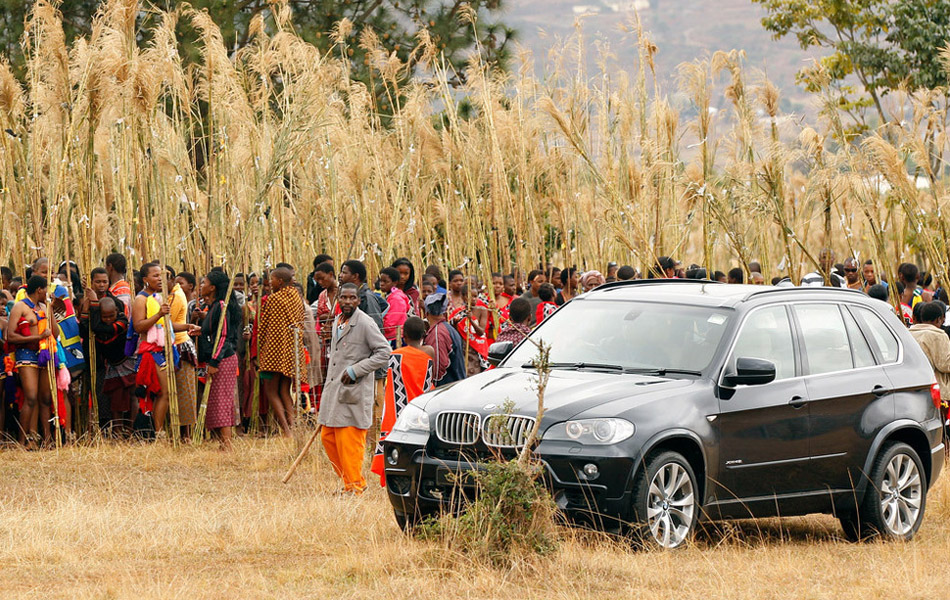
[646,462,695,548]
[879,453,922,536]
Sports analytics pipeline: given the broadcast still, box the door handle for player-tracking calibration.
[872,385,891,398]
[788,396,807,409]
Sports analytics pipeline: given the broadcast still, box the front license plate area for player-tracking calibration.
[436,467,478,488]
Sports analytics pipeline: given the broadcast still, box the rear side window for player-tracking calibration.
[842,307,876,368]
[732,305,796,380]
[794,304,853,375]
[851,306,900,364]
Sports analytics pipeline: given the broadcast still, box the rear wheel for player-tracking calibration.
[631,451,699,549]
[845,442,927,542]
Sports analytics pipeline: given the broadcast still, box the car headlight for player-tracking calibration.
[392,403,430,433]
[544,418,634,445]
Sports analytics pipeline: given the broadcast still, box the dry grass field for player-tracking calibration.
[1,437,948,599]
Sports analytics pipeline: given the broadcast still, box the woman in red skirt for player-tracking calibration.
[198,270,242,451]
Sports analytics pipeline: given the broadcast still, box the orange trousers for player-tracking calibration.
[321,426,368,492]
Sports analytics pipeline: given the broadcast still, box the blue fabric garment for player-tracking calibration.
[436,321,467,387]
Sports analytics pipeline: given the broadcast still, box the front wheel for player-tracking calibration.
[852,442,927,542]
[631,451,699,549]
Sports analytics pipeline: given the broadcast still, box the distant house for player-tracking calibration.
[572,4,603,15]
[605,0,650,11]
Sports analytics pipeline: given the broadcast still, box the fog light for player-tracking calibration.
[583,463,599,479]
[388,447,400,465]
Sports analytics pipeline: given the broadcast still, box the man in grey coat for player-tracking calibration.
[318,283,391,494]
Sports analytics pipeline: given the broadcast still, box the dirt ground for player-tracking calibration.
[1,437,947,599]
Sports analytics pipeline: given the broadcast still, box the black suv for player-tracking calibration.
[382,281,946,548]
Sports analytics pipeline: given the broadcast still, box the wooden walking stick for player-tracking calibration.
[249,301,262,436]
[292,325,303,428]
[46,312,62,450]
[282,422,322,484]
[159,263,181,446]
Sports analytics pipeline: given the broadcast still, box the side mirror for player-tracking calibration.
[487,341,514,367]
[722,357,776,388]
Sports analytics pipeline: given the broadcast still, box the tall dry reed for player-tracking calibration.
[0,0,947,289]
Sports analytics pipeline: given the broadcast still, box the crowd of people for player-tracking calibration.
[0,247,947,492]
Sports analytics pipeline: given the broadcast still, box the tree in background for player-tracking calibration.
[752,0,950,132]
[0,0,514,112]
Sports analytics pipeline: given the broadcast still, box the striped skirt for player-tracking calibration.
[176,361,198,427]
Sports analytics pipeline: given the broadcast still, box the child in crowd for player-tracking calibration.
[535,283,557,324]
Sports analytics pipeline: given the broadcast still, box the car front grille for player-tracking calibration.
[435,411,481,445]
[482,414,536,448]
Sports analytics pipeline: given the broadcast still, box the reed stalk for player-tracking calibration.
[4,0,950,363]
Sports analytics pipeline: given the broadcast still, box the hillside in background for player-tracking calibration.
[503,0,818,114]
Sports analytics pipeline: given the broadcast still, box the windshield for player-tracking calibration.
[504,299,732,373]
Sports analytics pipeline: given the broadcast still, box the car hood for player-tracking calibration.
[415,367,696,423]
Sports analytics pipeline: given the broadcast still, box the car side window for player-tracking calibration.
[732,305,796,380]
[851,306,900,364]
[842,306,876,368]
[793,304,853,375]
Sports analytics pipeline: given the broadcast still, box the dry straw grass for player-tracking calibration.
[1,0,949,289]
[0,440,948,599]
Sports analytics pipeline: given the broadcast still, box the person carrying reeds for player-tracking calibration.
[197,270,243,451]
[48,279,85,441]
[165,266,198,440]
[254,267,308,437]
[311,262,338,411]
[491,273,513,322]
[800,249,845,287]
[306,254,333,306]
[319,283,391,494]
[447,279,489,377]
[5,276,59,449]
[240,273,266,427]
[81,268,131,431]
[80,293,136,437]
[132,263,199,440]
[105,254,132,319]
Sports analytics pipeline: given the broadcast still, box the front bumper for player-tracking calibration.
[382,433,637,530]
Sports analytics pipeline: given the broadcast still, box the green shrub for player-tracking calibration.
[419,459,559,568]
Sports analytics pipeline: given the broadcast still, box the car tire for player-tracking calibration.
[631,451,699,549]
[851,442,927,542]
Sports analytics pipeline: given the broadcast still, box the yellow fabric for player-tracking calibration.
[170,284,189,345]
[16,281,66,303]
[145,293,162,319]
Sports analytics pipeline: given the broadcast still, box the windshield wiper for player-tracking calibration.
[623,367,702,377]
[519,362,700,376]
[526,362,625,372]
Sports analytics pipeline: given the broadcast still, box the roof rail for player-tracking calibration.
[742,286,865,301]
[592,278,722,293]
